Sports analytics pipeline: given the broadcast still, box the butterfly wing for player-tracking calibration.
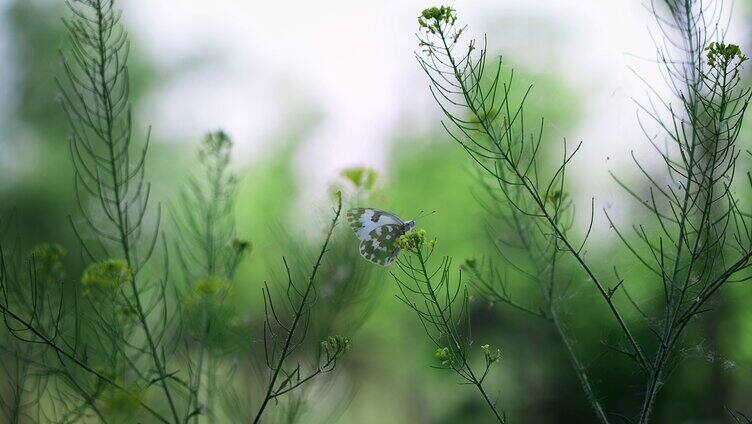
[358,224,404,266]
[347,208,404,240]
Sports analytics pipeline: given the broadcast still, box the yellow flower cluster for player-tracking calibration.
[182,275,238,349]
[418,6,456,33]
[81,259,132,293]
[196,275,225,297]
[706,42,748,67]
[29,243,67,284]
[481,343,502,365]
[395,228,436,252]
[435,346,452,365]
[321,335,352,357]
[183,276,233,311]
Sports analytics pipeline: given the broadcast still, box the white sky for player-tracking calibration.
[1,0,749,214]
[121,0,725,207]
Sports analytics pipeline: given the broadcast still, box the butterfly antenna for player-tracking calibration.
[414,210,436,221]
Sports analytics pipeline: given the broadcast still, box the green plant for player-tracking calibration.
[3,0,752,422]
[417,3,752,423]
[253,196,350,423]
[392,228,505,423]
[0,2,355,423]
[171,130,248,422]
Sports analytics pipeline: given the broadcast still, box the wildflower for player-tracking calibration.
[481,344,491,355]
[182,276,236,349]
[418,6,457,33]
[481,343,501,365]
[185,276,233,314]
[394,228,431,252]
[29,243,67,284]
[395,233,415,251]
[81,259,132,291]
[705,42,748,67]
[196,276,226,297]
[321,335,352,357]
[435,346,451,364]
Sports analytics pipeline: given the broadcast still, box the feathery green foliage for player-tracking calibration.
[0,2,355,423]
[171,129,247,422]
[2,0,752,422]
[392,228,506,423]
[253,197,350,423]
[416,2,752,422]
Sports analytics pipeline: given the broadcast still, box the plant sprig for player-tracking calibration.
[56,0,182,420]
[392,228,506,423]
[417,3,752,423]
[172,130,249,423]
[253,196,350,423]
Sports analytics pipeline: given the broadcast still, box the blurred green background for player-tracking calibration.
[2,0,752,422]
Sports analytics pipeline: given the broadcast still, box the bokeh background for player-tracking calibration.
[2,0,752,422]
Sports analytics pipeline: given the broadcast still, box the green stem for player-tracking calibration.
[436,24,648,372]
[251,200,342,424]
[0,301,169,423]
[414,247,505,424]
[90,2,180,421]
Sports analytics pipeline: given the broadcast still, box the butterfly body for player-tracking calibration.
[347,208,414,266]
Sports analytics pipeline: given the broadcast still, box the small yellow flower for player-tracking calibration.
[395,234,411,250]
[481,343,501,364]
[418,6,457,32]
[196,276,225,297]
[321,335,352,357]
[435,346,451,362]
[705,42,748,67]
[81,259,132,290]
[395,228,435,253]
[29,243,67,284]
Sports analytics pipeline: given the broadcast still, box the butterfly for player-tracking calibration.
[346,208,416,266]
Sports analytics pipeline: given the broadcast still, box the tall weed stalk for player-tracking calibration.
[416,4,752,422]
[0,1,353,422]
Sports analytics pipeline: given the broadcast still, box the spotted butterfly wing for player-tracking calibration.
[347,208,405,238]
[347,208,410,266]
[358,224,404,266]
